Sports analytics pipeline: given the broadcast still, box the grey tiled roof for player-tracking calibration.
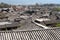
[0,22,20,28]
[0,28,60,40]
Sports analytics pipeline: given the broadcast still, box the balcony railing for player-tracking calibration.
[0,28,60,40]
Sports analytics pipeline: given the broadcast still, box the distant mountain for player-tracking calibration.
[41,4,60,7]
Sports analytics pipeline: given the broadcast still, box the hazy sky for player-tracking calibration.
[0,0,60,5]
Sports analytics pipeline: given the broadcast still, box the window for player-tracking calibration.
[35,20,41,23]
[41,12,43,14]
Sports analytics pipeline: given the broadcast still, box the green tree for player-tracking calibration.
[53,8,60,11]
[0,2,11,8]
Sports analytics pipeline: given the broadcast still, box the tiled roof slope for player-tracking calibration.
[0,28,60,40]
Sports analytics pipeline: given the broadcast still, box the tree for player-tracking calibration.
[0,2,11,8]
[53,8,60,11]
